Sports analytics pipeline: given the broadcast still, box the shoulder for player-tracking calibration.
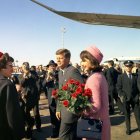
[6,79,14,89]
[90,72,104,78]
[132,73,138,80]
[118,73,125,80]
[137,72,140,79]
[67,65,76,71]
[132,73,137,76]
[66,65,83,82]
[88,72,105,83]
[66,65,80,73]
[1,78,13,86]
[85,72,108,90]
[0,78,14,93]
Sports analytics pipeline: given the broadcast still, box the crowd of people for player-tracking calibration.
[0,45,140,140]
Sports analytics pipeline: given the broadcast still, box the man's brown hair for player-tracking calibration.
[56,49,71,59]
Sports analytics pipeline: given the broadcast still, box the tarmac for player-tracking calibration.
[24,93,140,140]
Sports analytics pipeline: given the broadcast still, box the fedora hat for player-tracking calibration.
[47,60,57,67]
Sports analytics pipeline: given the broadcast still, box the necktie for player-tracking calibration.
[61,70,64,76]
[128,74,132,79]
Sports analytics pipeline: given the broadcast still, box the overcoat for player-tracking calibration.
[0,74,25,140]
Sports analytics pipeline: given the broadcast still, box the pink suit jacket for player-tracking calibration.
[83,72,111,140]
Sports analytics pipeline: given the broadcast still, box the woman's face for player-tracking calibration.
[81,58,92,72]
[0,62,13,78]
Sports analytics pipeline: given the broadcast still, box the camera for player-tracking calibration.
[48,71,58,81]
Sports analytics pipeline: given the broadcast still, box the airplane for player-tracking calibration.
[103,57,140,66]
[31,0,140,29]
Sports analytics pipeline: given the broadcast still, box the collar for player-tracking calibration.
[60,64,71,72]
[125,72,132,75]
[0,73,7,80]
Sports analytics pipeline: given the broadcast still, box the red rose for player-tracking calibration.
[75,81,80,85]
[76,86,83,94]
[71,92,78,98]
[83,88,92,97]
[62,84,68,90]
[81,83,85,87]
[56,78,92,114]
[68,79,75,84]
[63,100,69,107]
[52,89,58,98]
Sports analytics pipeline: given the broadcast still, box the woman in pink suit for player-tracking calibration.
[80,45,111,140]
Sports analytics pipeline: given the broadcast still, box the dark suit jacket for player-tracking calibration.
[42,71,59,108]
[117,72,139,102]
[137,71,140,93]
[57,65,84,123]
[19,71,39,109]
[0,74,25,140]
[105,67,119,93]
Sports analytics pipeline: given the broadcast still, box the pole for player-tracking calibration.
[61,27,66,48]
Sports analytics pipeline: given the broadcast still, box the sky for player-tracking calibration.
[0,0,140,66]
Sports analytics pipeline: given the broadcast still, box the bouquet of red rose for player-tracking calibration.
[52,79,92,115]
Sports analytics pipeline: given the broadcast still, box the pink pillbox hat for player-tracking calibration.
[86,45,103,63]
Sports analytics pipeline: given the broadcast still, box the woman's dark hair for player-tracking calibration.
[80,50,102,72]
[0,53,14,69]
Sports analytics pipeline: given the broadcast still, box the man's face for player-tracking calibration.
[21,64,29,74]
[56,54,70,69]
[48,64,56,72]
[39,65,42,70]
[124,65,133,73]
[21,64,27,72]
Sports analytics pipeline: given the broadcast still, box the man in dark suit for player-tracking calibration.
[117,60,140,135]
[137,66,140,91]
[37,65,47,97]
[43,60,60,138]
[105,60,124,115]
[55,49,84,140]
[19,62,41,138]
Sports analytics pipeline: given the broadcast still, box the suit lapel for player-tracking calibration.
[59,68,68,87]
